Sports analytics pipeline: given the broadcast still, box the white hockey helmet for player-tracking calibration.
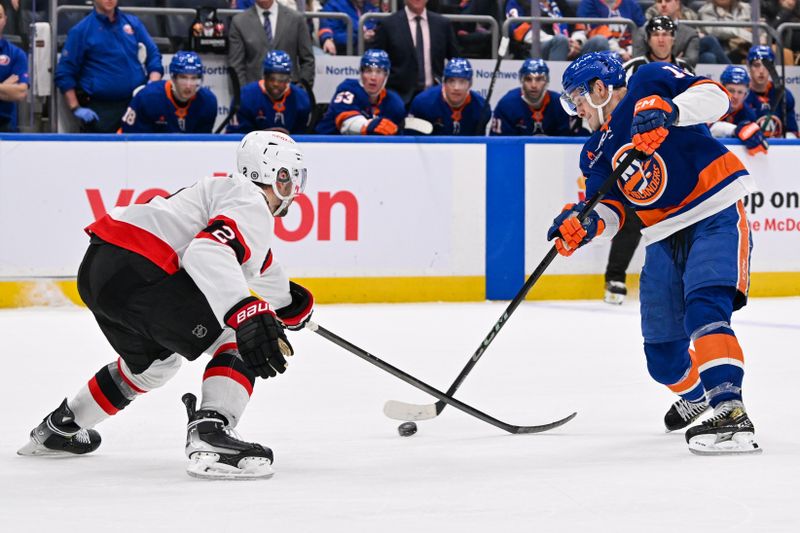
[236,131,307,213]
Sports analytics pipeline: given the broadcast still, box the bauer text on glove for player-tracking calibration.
[225,297,293,379]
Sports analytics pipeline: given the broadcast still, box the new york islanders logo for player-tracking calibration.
[612,144,668,206]
[755,114,783,138]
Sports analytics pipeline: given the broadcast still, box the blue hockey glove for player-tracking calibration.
[735,121,768,156]
[546,202,606,257]
[631,95,678,155]
[73,107,99,123]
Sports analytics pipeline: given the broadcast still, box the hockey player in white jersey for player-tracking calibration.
[18,131,313,480]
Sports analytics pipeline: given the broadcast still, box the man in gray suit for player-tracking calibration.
[228,0,315,89]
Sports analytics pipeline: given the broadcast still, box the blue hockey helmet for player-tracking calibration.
[444,58,473,81]
[747,45,775,65]
[361,49,391,73]
[560,51,625,115]
[263,50,293,75]
[169,51,203,78]
[519,58,549,79]
[720,65,750,87]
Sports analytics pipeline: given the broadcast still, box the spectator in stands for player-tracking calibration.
[626,15,694,79]
[698,0,753,63]
[709,65,769,155]
[369,0,459,105]
[407,57,489,135]
[316,49,405,135]
[448,0,499,59]
[55,0,163,133]
[490,59,586,136]
[763,0,800,59]
[634,1,698,67]
[505,0,610,60]
[318,0,379,55]
[228,0,315,91]
[644,0,729,64]
[119,51,217,134]
[0,3,27,132]
[227,49,312,134]
[577,0,646,61]
[745,44,799,138]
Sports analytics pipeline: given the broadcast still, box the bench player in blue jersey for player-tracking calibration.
[408,58,489,136]
[710,65,768,156]
[491,58,585,137]
[120,51,217,134]
[745,45,798,139]
[316,49,405,135]
[551,52,761,455]
[227,50,312,135]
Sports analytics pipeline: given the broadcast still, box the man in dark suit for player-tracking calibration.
[228,0,315,89]
[369,0,459,105]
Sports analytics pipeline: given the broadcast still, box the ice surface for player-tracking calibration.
[1,298,799,532]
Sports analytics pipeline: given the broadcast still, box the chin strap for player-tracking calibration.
[589,84,615,126]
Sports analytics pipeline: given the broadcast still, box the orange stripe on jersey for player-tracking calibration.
[636,151,746,227]
[513,23,531,42]
[164,80,194,120]
[694,333,744,370]
[690,78,732,100]
[736,200,750,296]
[335,110,362,130]
[667,349,700,395]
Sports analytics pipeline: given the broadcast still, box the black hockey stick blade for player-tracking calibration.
[307,321,576,434]
[215,67,242,134]
[383,149,644,422]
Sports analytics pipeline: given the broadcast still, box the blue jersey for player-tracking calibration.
[577,0,645,48]
[318,0,379,49]
[720,101,757,128]
[409,86,489,136]
[227,81,311,135]
[316,78,405,135]
[491,88,585,136]
[120,80,217,133]
[0,38,29,125]
[744,82,799,137]
[55,8,163,101]
[580,62,752,244]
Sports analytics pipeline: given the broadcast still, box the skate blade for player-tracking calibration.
[688,432,763,456]
[186,453,274,480]
[17,440,78,457]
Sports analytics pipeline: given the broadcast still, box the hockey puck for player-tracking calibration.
[397,422,417,437]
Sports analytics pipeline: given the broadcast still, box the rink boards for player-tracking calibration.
[0,135,798,306]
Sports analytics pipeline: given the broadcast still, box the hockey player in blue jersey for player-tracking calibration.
[745,45,798,138]
[120,51,217,134]
[226,50,311,135]
[710,65,767,156]
[551,52,760,455]
[408,58,489,136]
[316,49,405,135]
[490,58,585,136]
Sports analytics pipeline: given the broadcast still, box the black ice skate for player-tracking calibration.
[685,400,762,455]
[17,398,101,456]
[664,397,709,432]
[182,393,274,480]
[603,281,627,305]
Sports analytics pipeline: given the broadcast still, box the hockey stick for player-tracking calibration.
[761,59,787,138]
[306,321,576,434]
[384,148,644,422]
[474,36,510,135]
[404,116,434,134]
[215,67,241,134]
[299,78,318,134]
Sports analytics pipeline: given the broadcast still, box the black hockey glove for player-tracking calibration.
[225,297,294,379]
[275,281,315,331]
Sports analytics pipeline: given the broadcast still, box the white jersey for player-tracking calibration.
[86,174,291,326]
